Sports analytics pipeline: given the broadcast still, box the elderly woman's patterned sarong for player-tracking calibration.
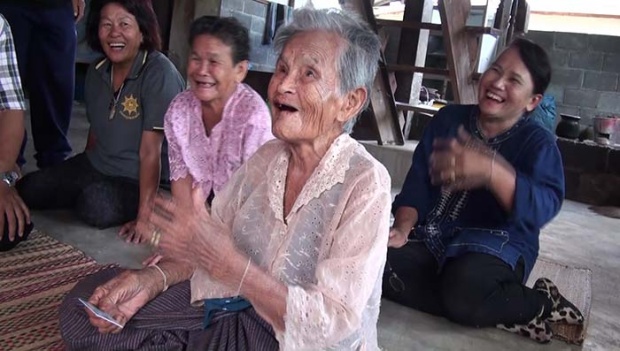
[59,268,277,350]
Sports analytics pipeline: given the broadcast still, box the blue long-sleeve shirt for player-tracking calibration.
[393,104,564,281]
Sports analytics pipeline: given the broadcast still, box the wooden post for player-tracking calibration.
[439,0,478,104]
[349,0,405,145]
[394,0,433,106]
[493,0,514,50]
[168,0,222,77]
[514,0,530,35]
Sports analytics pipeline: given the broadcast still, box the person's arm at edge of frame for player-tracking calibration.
[0,110,24,173]
[0,17,30,239]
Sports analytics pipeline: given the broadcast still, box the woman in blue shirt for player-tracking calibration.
[385,38,583,343]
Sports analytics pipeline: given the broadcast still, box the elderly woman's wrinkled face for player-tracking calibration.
[188,34,247,106]
[98,3,143,67]
[478,47,541,122]
[268,30,353,144]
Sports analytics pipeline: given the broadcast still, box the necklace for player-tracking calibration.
[108,68,126,120]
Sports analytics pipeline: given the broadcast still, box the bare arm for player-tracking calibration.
[138,131,164,212]
[0,109,24,172]
[388,205,419,248]
[151,258,194,288]
[171,176,193,206]
[0,110,30,239]
[392,206,418,234]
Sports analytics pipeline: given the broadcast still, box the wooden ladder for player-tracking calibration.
[351,0,514,144]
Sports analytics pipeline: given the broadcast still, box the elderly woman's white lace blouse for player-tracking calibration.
[190,134,392,350]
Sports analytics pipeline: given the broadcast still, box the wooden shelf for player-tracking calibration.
[395,102,440,115]
[386,64,449,76]
[465,26,503,36]
[375,19,442,32]
[376,19,502,38]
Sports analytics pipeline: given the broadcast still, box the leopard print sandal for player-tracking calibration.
[534,277,585,325]
[497,307,553,343]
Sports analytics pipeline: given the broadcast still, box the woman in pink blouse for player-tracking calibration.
[60,8,390,350]
[121,16,272,244]
[164,16,272,207]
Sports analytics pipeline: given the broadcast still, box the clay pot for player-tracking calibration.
[556,114,581,139]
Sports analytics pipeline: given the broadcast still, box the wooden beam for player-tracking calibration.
[168,0,196,76]
[395,101,439,115]
[376,19,441,31]
[515,0,530,34]
[507,0,520,44]
[465,26,503,36]
[494,0,514,50]
[387,64,450,76]
[439,0,478,104]
[349,0,404,145]
[393,0,433,106]
[168,0,222,77]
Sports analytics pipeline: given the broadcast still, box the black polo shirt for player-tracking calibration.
[85,50,185,181]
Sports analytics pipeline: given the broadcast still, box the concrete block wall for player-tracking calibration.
[526,31,620,127]
[220,0,280,73]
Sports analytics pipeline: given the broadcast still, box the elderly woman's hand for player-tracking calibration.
[429,126,499,192]
[87,268,164,334]
[148,188,245,285]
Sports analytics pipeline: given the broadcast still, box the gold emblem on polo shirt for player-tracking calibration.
[120,94,140,120]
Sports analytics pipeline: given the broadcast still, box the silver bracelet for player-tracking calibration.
[235,258,251,296]
[152,264,168,292]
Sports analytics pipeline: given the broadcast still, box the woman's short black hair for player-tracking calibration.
[189,16,250,64]
[509,37,552,95]
[86,0,162,53]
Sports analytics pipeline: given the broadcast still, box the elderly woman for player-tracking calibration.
[59,8,391,350]
[384,38,583,343]
[16,0,184,233]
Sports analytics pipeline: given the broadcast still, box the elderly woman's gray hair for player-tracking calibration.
[273,7,381,133]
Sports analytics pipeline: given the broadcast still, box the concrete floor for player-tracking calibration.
[20,103,620,350]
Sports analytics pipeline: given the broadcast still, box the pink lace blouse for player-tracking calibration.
[164,83,273,196]
[190,135,392,350]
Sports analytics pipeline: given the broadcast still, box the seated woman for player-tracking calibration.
[59,8,391,350]
[128,16,273,245]
[135,16,274,251]
[384,38,584,343]
[165,16,272,212]
[16,0,184,231]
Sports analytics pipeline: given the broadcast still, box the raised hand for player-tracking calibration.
[429,126,498,192]
[147,187,244,286]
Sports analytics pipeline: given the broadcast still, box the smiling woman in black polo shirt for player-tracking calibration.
[16,0,184,235]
